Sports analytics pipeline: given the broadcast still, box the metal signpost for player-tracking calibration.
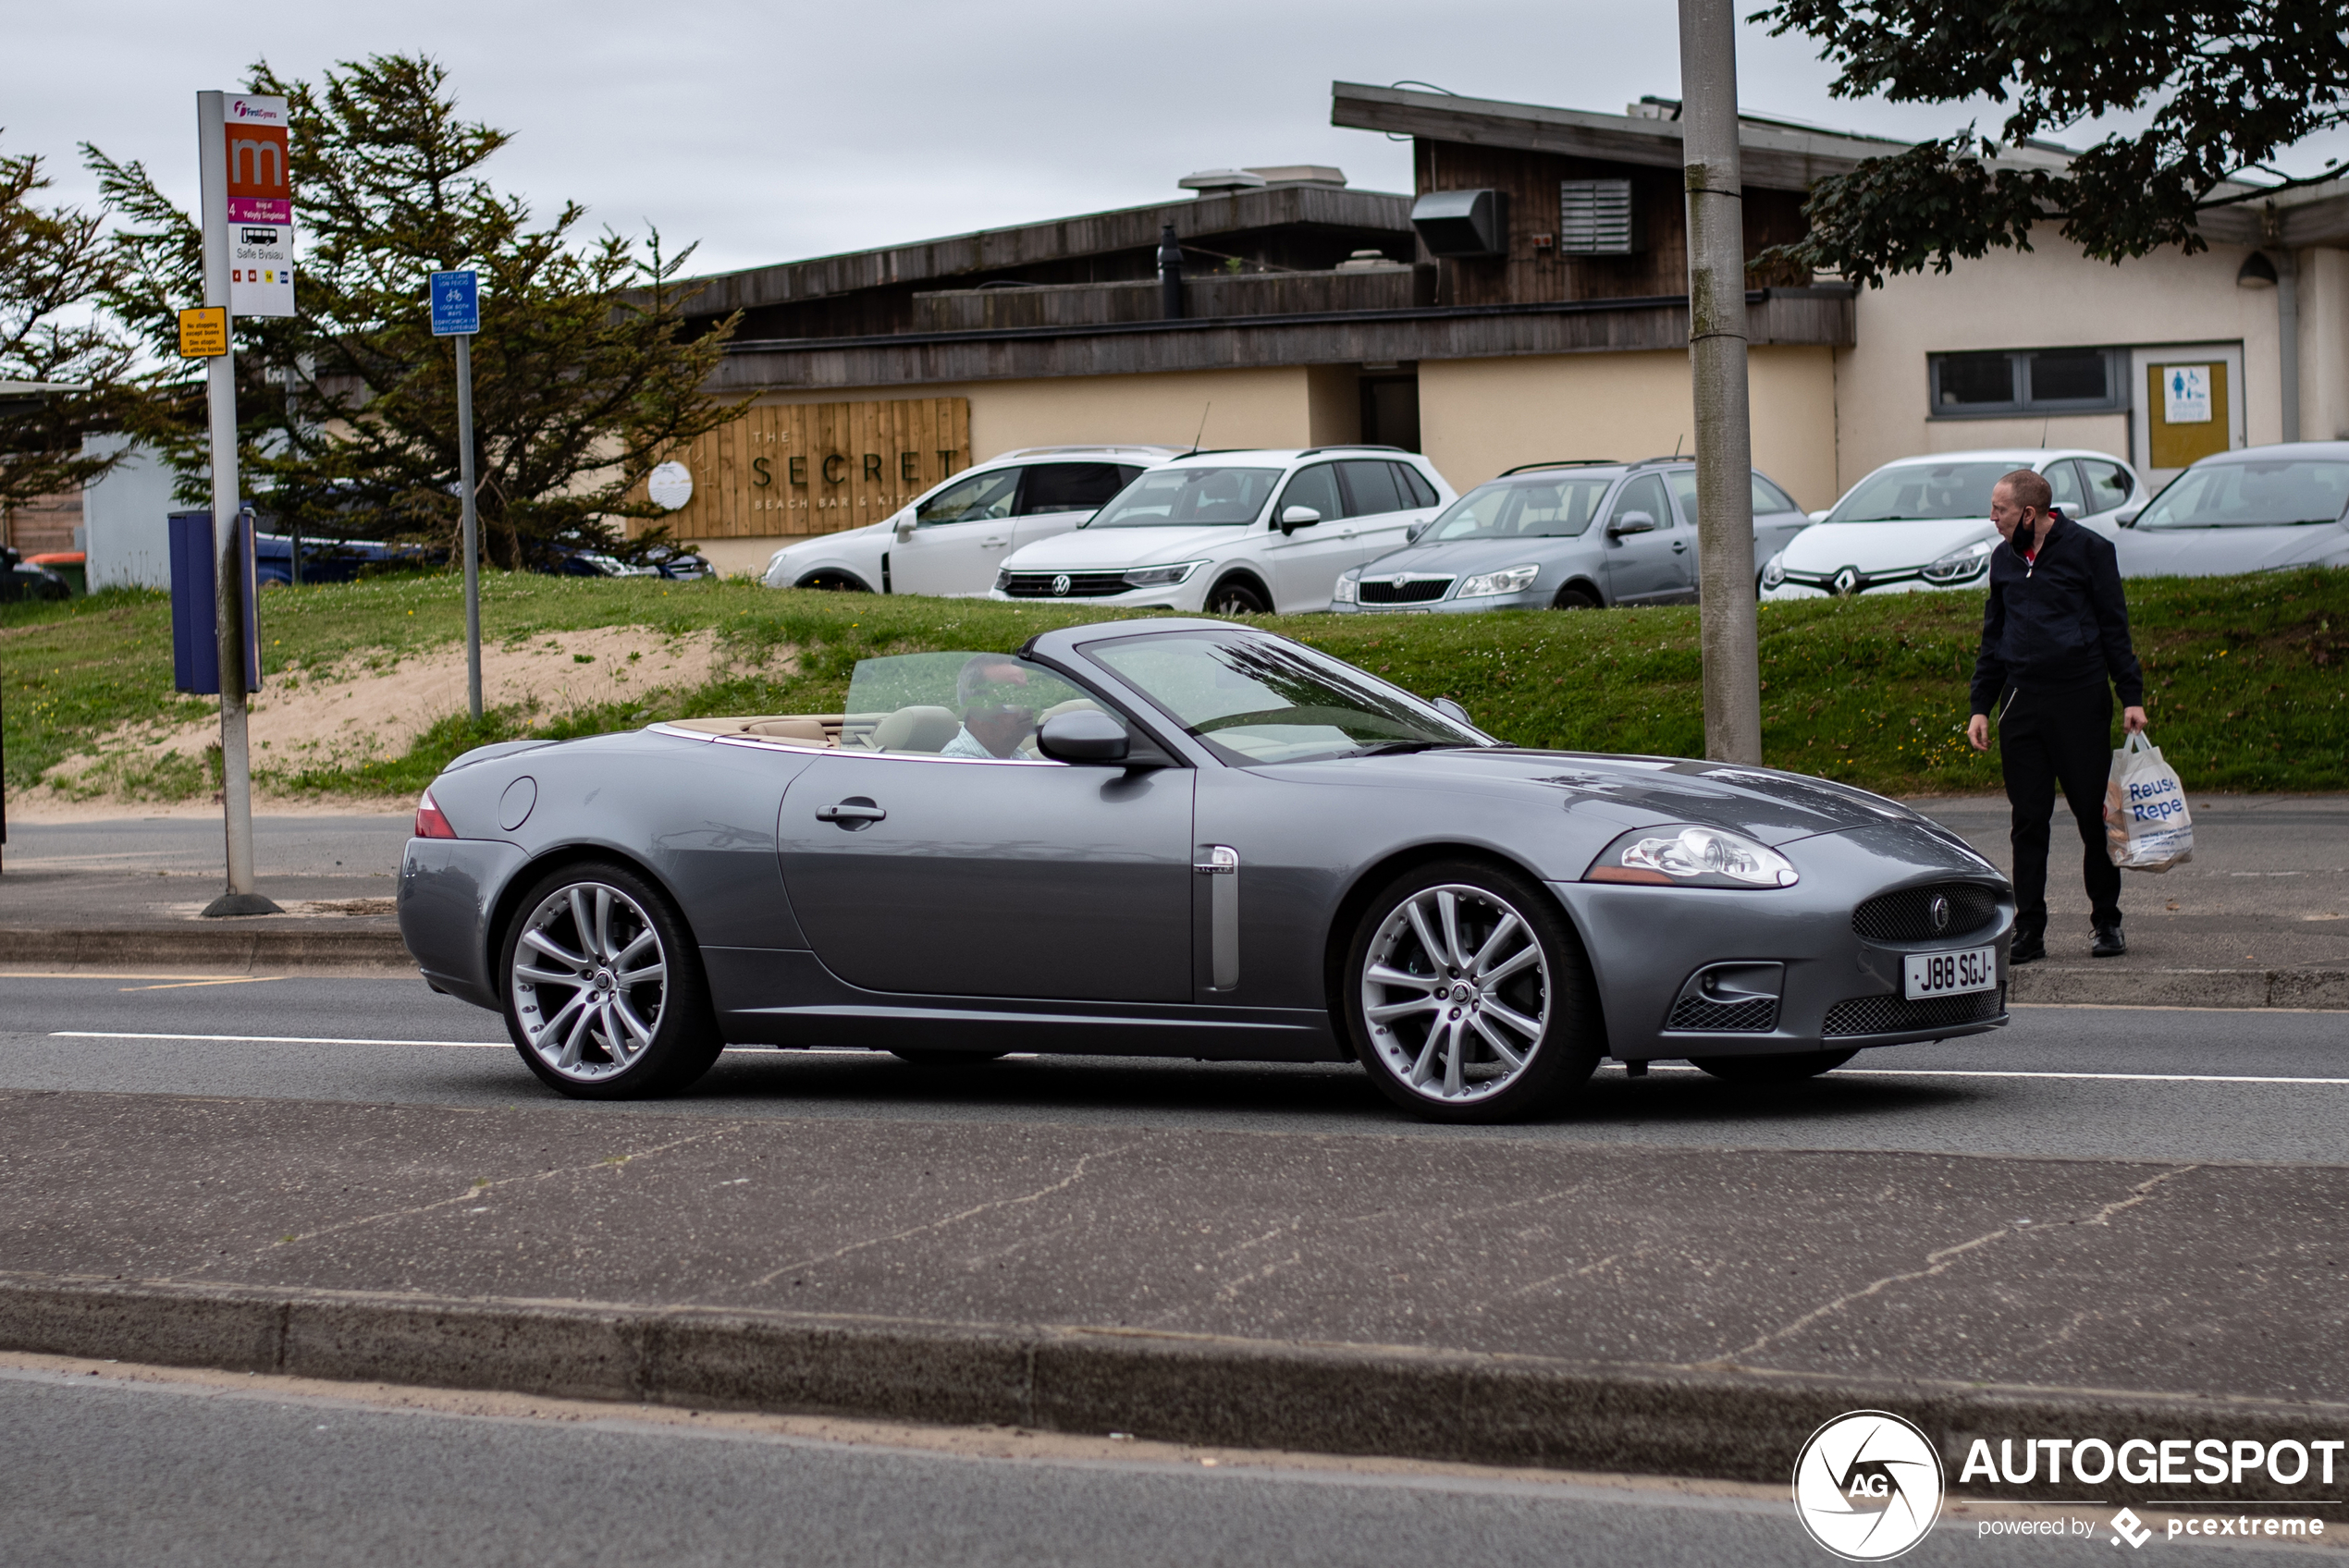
[1677,0,1764,766]
[195,91,296,916]
[432,270,483,722]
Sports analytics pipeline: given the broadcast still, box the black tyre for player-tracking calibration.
[1207,577,1271,615]
[1688,1049,1858,1083]
[499,861,722,1099]
[1553,586,1601,610]
[1342,859,1602,1122]
[890,1049,1010,1066]
[797,571,872,593]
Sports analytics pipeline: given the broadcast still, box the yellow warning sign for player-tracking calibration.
[178,307,228,359]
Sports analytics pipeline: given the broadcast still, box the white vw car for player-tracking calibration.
[1762,448,2142,598]
[989,447,1454,614]
[762,447,1175,596]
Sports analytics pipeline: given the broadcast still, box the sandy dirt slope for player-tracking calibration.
[26,627,727,815]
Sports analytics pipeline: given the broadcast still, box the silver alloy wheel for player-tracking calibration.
[1360,883,1551,1104]
[510,880,669,1083]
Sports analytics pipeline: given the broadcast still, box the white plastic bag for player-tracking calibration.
[2105,731,2194,872]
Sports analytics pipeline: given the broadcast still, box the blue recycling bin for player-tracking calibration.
[168,508,263,695]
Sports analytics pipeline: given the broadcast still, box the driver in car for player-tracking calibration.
[940,655,1039,759]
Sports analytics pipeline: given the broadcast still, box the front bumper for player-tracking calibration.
[1329,588,1553,614]
[989,582,1198,610]
[1549,822,2015,1062]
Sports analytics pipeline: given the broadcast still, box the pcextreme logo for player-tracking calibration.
[1794,1411,1945,1561]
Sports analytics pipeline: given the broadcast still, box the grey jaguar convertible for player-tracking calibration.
[400,618,2012,1121]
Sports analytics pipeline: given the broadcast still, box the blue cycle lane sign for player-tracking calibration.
[430,270,479,336]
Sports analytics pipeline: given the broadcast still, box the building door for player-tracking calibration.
[1359,373,1421,451]
[2130,344,2244,492]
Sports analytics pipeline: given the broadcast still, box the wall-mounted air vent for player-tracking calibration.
[1410,190,1507,259]
[1559,179,1637,255]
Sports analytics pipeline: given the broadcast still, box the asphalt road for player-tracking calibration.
[0,1364,2322,1568]
[0,973,2343,1161]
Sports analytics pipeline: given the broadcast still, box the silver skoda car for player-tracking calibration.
[1331,459,1813,613]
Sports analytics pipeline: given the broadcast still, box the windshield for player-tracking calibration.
[1086,466,1280,528]
[1090,631,1485,766]
[2134,460,2349,529]
[1828,461,2016,522]
[1423,475,1615,542]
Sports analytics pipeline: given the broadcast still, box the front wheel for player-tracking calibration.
[1687,1049,1858,1083]
[1552,586,1600,611]
[1207,578,1270,616]
[1343,860,1601,1122]
[500,862,722,1099]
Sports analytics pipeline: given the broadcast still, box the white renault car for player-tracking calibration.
[1762,448,2141,598]
[990,447,1453,614]
[761,446,1175,596]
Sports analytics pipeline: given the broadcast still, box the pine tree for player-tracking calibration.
[90,54,744,567]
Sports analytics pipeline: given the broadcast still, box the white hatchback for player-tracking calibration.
[990,447,1454,614]
[1762,447,2142,599]
[761,447,1176,596]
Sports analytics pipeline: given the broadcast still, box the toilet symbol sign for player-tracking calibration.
[2162,363,2213,424]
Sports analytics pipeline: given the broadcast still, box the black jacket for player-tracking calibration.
[1969,511,2144,714]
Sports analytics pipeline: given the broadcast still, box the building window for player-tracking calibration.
[1928,347,2128,417]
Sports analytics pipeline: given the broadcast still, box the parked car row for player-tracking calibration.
[759,437,2349,617]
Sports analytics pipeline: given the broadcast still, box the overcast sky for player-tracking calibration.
[10,0,2345,279]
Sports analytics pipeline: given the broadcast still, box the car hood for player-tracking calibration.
[1781,520,1994,572]
[777,521,885,557]
[1357,536,1587,577]
[2116,521,2349,576]
[1002,524,1245,570]
[1279,747,1992,852]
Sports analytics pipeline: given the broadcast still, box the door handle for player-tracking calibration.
[815,797,886,829]
[980,537,1009,547]
[1671,540,1688,552]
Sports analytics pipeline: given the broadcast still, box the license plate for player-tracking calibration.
[1903,945,1998,999]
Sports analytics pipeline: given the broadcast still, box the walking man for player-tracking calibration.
[1966,468,2146,962]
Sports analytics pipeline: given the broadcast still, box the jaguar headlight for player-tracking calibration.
[1761,553,1787,589]
[1585,824,1798,888]
[1458,563,1540,598]
[1921,539,1995,583]
[1333,571,1360,605]
[1122,560,1204,589]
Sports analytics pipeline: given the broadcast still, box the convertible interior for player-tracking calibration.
[663,698,1106,754]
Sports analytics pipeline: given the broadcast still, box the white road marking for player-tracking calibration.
[1644,1064,2349,1086]
[51,1031,508,1049]
[117,977,285,992]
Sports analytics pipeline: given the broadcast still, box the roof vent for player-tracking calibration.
[1335,249,1403,272]
[1559,180,1638,254]
[1242,165,1346,187]
[1179,169,1268,195]
[1626,95,1681,121]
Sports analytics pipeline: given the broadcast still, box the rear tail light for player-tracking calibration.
[413,788,458,839]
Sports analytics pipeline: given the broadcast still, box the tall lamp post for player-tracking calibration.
[1679,0,1765,766]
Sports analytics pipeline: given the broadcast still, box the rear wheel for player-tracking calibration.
[500,862,721,1099]
[1688,1049,1858,1083]
[1207,578,1270,616]
[1343,860,1601,1122]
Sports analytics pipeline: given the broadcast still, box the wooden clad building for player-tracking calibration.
[655,84,2349,574]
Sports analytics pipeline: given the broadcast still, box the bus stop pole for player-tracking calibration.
[456,333,481,721]
[197,91,277,916]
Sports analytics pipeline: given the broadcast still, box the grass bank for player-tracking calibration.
[5,567,2343,803]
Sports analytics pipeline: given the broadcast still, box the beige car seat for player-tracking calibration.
[743,717,828,744]
[870,705,961,753]
[1037,698,1103,723]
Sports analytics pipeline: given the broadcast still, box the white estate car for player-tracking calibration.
[1762,448,2142,599]
[762,446,1176,596]
[990,447,1454,614]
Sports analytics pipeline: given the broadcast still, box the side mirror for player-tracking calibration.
[1406,521,1431,545]
[2116,508,2142,529]
[1606,510,1657,537]
[893,517,916,543]
[1432,697,1472,726]
[1038,708,1131,765]
[1280,505,1322,536]
[1808,509,1830,523]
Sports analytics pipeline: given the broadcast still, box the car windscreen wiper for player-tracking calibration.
[1353,740,1463,756]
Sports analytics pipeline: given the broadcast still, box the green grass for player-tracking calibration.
[6,567,2344,802]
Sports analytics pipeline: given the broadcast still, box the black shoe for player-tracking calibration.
[2010,932,2046,965]
[2091,925,2127,958]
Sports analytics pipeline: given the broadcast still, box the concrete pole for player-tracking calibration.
[197,91,278,917]
[456,333,482,721]
[1678,0,1764,765]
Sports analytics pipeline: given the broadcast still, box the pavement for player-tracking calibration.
[3,796,2343,1005]
[2,977,2345,1501]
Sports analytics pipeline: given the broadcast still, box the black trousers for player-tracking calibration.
[1998,682,2121,933]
